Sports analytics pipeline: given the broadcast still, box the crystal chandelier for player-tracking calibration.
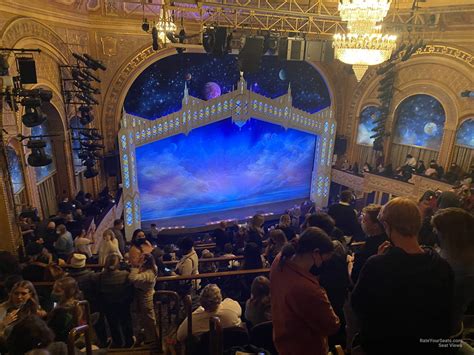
[155,7,177,42]
[333,0,397,81]
[333,33,397,81]
[338,0,392,34]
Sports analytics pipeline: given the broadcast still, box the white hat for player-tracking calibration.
[70,253,87,269]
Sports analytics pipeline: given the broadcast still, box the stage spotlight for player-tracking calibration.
[142,18,150,32]
[21,97,47,127]
[376,62,395,76]
[152,27,159,51]
[82,69,101,83]
[76,93,99,105]
[0,55,9,76]
[78,106,94,125]
[73,80,100,95]
[461,90,474,98]
[26,140,52,167]
[81,141,105,149]
[73,53,106,71]
[84,166,99,178]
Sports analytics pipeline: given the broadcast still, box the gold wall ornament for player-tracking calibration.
[101,35,119,57]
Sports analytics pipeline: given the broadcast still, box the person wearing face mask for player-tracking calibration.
[351,197,454,355]
[53,225,74,262]
[129,229,154,267]
[270,227,340,355]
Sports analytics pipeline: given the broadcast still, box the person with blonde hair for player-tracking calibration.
[176,284,241,342]
[245,276,271,327]
[0,281,46,339]
[351,197,454,355]
[98,229,122,265]
[432,207,474,336]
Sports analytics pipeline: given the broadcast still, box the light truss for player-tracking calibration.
[117,1,474,37]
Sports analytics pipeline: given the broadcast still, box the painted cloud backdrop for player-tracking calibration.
[136,118,316,221]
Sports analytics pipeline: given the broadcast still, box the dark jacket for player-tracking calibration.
[351,247,454,355]
[327,203,363,240]
[93,269,132,304]
[351,233,387,284]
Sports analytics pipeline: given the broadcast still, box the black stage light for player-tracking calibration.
[376,62,395,76]
[461,90,474,98]
[78,106,94,125]
[26,140,52,167]
[203,27,215,54]
[84,166,99,178]
[82,69,101,83]
[83,54,106,71]
[152,27,159,51]
[81,141,105,149]
[0,55,9,76]
[142,18,150,32]
[83,157,96,167]
[73,80,100,95]
[21,97,47,127]
[76,93,99,105]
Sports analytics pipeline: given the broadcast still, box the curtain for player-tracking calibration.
[355,145,378,168]
[37,174,58,219]
[390,143,439,169]
[451,146,473,173]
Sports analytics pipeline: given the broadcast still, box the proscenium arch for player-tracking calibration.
[101,45,336,149]
[118,75,335,235]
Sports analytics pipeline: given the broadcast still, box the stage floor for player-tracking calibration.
[141,198,309,229]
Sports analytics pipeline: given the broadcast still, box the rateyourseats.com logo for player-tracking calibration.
[419,339,462,348]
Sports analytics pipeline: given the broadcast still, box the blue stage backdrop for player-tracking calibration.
[126,53,329,224]
[136,118,317,222]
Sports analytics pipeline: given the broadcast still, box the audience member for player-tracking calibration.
[270,227,339,355]
[129,253,158,345]
[432,208,474,336]
[199,249,217,274]
[362,162,372,173]
[264,229,287,265]
[6,315,64,355]
[67,254,95,304]
[437,190,461,209]
[418,192,438,247]
[162,244,176,262]
[212,221,232,253]
[73,229,93,259]
[42,221,57,253]
[47,277,82,343]
[221,243,240,269]
[351,205,387,284]
[415,160,426,174]
[176,284,242,342]
[129,229,153,267]
[175,236,199,292]
[21,243,52,282]
[328,190,363,241]
[425,160,439,178]
[53,225,74,261]
[98,229,122,265]
[403,154,417,168]
[111,219,126,256]
[147,223,160,246]
[94,254,134,348]
[0,280,46,342]
[351,197,454,355]
[246,214,265,250]
[275,214,296,241]
[245,276,271,328]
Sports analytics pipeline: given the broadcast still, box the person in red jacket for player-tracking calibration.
[270,227,340,355]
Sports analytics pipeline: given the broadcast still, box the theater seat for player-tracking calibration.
[194,326,249,355]
[249,321,277,354]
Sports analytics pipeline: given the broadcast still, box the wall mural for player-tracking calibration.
[124,53,330,119]
[456,118,474,148]
[6,146,25,194]
[393,94,446,150]
[357,106,383,146]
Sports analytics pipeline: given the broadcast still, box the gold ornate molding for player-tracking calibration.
[411,44,474,68]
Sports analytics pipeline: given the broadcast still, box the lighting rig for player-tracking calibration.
[60,52,106,178]
[0,47,54,167]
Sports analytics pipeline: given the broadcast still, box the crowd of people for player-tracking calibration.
[0,184,473,354]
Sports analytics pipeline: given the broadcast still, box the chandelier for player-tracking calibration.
[155,7,177,42]
[338,0,392,34]
[333,33,397,81]
[333,0,397,81]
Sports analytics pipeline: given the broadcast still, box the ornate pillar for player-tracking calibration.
[438,127,456,168]
[0,94,22,253]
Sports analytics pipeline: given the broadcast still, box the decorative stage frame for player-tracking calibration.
[119,74,336,235]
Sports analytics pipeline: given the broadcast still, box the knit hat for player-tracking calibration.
[70,253,87,268]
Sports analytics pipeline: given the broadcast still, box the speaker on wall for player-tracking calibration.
[334,136,347,155]
[239,36,264,73]
[103,153,120,177]
[17,57,37,84]
[278,37,305,61]
[305,40,334,62]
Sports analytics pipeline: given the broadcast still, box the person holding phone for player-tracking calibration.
[0,281,46,342]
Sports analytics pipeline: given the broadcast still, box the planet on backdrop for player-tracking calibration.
[278,69,287,81]
[184,73,192,81]
[202,82,221,100]
[424,122,438,136]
